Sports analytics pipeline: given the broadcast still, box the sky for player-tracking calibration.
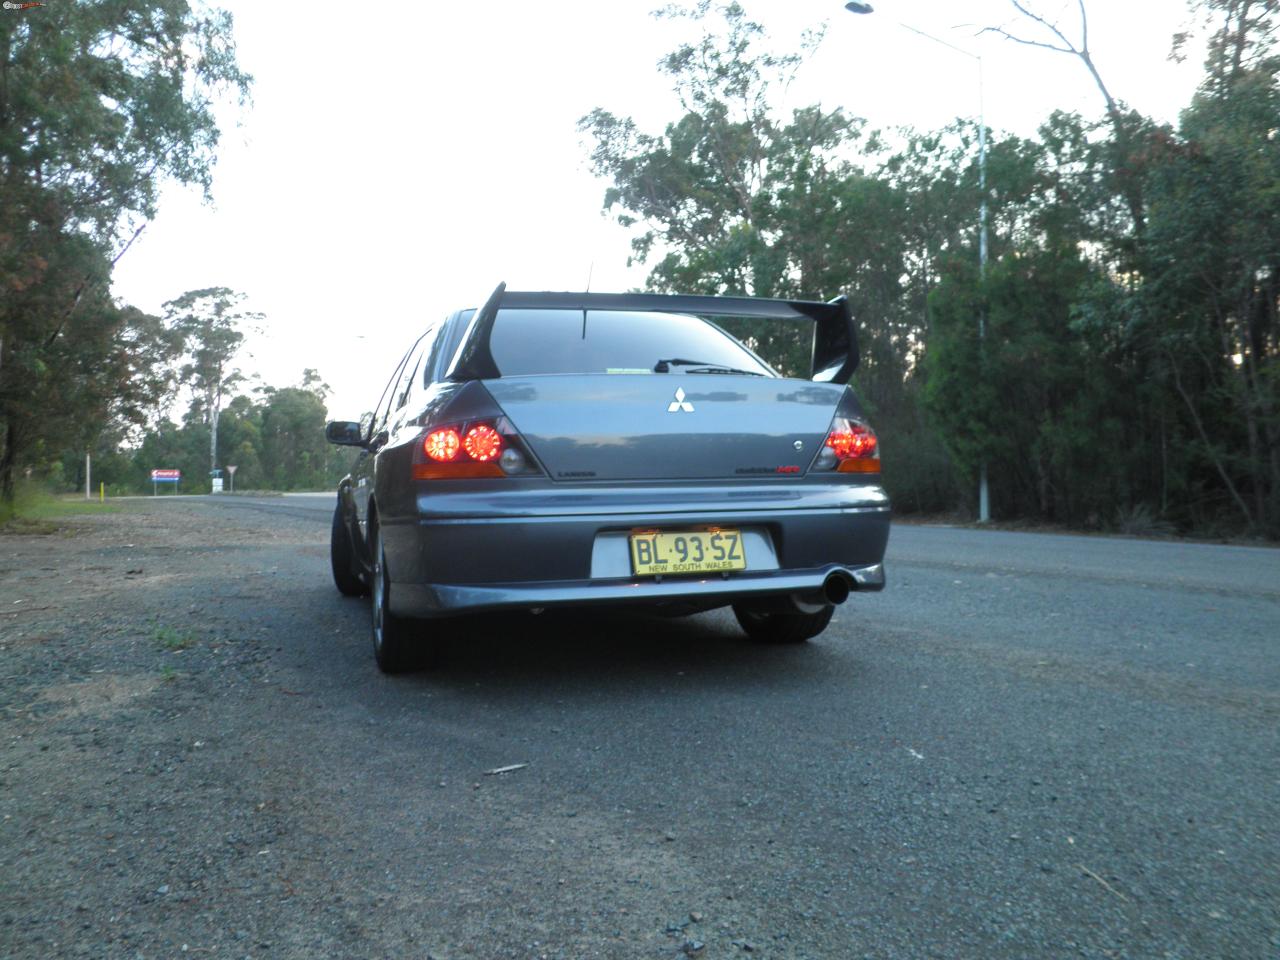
[110,0,1207,422]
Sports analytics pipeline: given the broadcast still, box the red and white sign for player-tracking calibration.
[151,469,181,481]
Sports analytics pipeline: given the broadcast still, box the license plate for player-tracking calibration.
[629,528,747,576]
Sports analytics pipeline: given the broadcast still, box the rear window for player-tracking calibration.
[487,310,773,377]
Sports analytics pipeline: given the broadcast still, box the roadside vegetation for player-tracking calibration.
[0,1,249,514]
[0,482,117,532]
[0,2,352,514]
[582,0,1280,538]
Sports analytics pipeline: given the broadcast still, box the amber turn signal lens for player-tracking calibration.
[837,458,881,474]
[413,461,504,480]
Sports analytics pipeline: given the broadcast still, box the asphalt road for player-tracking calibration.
[194,493,1280,958]
[7,495,1279,958]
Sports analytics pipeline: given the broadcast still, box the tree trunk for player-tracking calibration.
[1170,356,1255,531]
[0,418,16,513]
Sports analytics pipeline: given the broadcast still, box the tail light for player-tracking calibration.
[812,417,880,474]
[413,416,540,480]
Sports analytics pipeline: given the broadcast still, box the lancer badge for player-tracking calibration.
[667,387,694,413]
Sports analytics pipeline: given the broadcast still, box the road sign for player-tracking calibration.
[226,464,238,493]
[151,468,180,496]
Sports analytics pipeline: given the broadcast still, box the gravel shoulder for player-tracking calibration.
[2,503,334,957]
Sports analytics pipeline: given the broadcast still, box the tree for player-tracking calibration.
[125,368,348,494]
[164,287,259,482]
[982,0,1152,241]
[0,0,251,510]
[1131,0,1280,532]
[0,232,178,506]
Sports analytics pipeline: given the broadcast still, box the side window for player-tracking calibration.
[431,310,473,383]
[393,329,435,412]
[422,316,454,385]
[368,343,416,439]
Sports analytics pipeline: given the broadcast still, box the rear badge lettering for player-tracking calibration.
[667,387,694,413]
[557,470,597,478]
[776,465,801,474]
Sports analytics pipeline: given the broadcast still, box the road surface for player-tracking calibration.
[2,495,1277,959]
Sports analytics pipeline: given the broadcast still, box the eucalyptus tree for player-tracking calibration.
[0,0,251,508]
[580,2,877,375]
[164,288,260,483]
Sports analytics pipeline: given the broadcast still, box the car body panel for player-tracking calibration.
[485,375,847,481]
[328,288,890,624]
[377,478,888,587]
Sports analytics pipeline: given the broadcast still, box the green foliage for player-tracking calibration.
[163,287,260,481]
[153,626,195,652]
[124,369,353,493]
[583,0,1280,536]
[580,2,866,379]
[0,0,251,509]
[925,248,1130,525]
[0,479,116,525]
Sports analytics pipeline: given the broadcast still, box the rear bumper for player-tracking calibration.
[379,481,890,618]
[390,562,884,618]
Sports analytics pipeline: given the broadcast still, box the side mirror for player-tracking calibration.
[325,420,366,446]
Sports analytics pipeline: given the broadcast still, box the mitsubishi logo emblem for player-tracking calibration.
[667,387,694,413]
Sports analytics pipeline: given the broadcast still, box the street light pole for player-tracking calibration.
[845,3,991,523]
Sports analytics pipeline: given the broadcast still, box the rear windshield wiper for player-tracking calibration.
[654,358,764,376]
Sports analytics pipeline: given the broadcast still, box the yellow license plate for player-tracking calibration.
[629,528,747,576]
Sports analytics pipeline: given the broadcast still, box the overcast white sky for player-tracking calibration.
[110,0,1206,420]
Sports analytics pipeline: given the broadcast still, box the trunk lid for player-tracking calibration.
[484,375,844,481]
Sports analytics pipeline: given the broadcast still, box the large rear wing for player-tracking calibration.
[447,283,859,384]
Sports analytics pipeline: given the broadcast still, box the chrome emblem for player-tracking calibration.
[793,440,804,451]
[667,387,694,413]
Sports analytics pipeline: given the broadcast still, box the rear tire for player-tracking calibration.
[733,604,834,644]
[370,523,427,674]
[330,502,366,597]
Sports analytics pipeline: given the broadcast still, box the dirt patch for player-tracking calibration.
[34,673,160,722]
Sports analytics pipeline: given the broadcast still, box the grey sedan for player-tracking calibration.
[326,284,889,672]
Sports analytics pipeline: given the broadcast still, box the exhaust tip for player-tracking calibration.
[823,573,852,606]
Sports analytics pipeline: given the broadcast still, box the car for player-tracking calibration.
[325,283,890,672]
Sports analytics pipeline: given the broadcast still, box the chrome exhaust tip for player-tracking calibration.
[822,572,852,606]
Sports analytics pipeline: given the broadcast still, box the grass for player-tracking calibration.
[0,483,118,529]
[153,626,196,652]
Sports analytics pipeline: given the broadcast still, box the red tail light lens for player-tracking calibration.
[424,428,462,462]
[463,424,502,462]
[815,417,880,475]
[413,417,539,480]
[827,423,877,460]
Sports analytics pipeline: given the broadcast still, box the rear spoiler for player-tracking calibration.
[446,283,859,384]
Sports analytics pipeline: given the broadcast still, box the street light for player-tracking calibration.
[844,4,990,523]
